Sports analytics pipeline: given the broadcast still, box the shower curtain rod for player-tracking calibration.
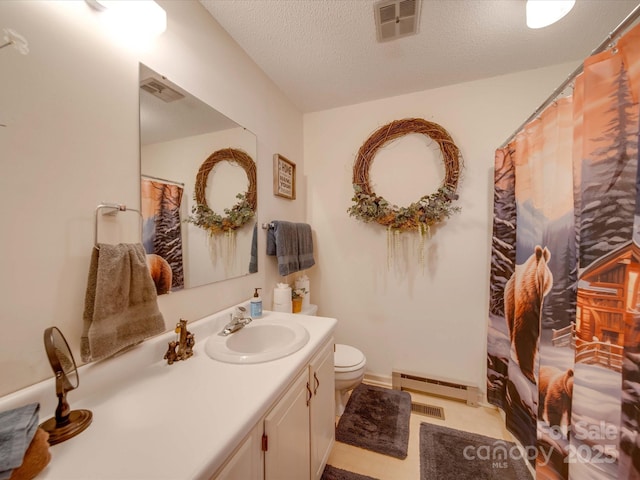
[141,174,185,187]
[499,3,640,149]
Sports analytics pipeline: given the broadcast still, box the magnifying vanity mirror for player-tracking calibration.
[40,327,92,445]
[139,64,258,293]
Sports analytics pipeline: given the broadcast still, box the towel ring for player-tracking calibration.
[94,203,143,248]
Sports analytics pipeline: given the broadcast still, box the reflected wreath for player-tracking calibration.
[186,148,257,235]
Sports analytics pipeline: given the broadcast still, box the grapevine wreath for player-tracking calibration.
[348,118,462,232]
[186,148,257,235]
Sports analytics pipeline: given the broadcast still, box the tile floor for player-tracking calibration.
[327,387,517,480]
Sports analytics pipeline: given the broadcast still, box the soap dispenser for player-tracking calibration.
[250,288,262,318]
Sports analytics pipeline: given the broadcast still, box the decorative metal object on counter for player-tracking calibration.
[164,319,195,365]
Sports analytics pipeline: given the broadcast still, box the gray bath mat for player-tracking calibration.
[321,465,379,480]
[420,422,532,479]
[335,384,411,459]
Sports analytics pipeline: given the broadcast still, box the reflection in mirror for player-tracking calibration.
[40,327,92,445]
[139,64,258,293]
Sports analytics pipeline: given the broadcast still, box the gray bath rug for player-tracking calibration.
[321,465,379,480]
[419,422,533,480]
[335,384,411,459]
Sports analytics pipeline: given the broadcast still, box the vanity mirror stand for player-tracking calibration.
[39,327,92,445]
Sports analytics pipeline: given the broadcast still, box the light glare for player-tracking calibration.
[526,0,576,29]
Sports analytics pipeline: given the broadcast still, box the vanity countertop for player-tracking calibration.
[0,306,337,480]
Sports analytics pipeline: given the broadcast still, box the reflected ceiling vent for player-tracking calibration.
[374,0,421,42]
[139,77,185,103]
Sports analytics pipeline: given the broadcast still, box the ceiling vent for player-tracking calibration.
[139,77,185,103]
[374,0,420,42]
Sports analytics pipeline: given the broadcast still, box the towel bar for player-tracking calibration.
[262,222,275,229]
[94,203,143,248]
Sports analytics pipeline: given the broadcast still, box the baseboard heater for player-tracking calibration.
[391,371,480,407]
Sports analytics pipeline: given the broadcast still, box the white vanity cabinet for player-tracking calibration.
[214,424,264,480]
[1,306,337,480]
[309,340,336,480]
[264,368,312,479]
[216,337,335,480]
[264,337,335,480]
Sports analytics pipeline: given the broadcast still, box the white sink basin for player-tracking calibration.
[204,319,310,364]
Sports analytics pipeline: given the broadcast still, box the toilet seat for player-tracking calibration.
[335,344,366,373]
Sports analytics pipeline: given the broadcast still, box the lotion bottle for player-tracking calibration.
[250,288,262,318]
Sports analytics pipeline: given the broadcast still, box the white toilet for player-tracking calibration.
[299,304,367,416]
[334,343,367,416]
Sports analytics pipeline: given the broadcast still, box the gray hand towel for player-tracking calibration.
[296,222,315,271]
[81,243,165,362]
[267,221,300,276]
[0,403,39,479]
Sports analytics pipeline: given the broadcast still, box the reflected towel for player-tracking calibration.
[296,223,315,271]
[249,223,258,274]
[0,404,39,480]
[81,243,165,362]
[267,221,299,276]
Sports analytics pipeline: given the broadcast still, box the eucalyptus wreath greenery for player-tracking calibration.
[185,192,255,235]
[347,184,460,231]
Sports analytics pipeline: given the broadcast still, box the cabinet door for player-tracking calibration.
[213,423,263,480]
[264,369,311,480]
[310,339,335,480]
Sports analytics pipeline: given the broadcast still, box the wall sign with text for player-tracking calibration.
[273,154,296,200]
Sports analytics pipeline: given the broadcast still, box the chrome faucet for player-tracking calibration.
[219,306,252,336]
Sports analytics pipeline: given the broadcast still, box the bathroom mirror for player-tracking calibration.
[139,64,257,292]
[40,327,92,445]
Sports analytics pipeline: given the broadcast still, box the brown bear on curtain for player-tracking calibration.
[539,366,574,433]
[504,245,553,384]
[146,254,172,295]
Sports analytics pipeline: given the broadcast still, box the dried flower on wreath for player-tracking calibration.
[185,148,257,235]
[347,118,462,232]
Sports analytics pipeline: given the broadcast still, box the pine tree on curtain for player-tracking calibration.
[487,23,640,480]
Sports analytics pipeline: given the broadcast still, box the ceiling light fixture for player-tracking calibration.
[526,0,576,29]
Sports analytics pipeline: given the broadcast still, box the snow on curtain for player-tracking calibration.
[488,23,640,479]
[141,177,184,294]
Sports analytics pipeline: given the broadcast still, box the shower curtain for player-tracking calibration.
[487,23,640,479]
[141,177,185,292]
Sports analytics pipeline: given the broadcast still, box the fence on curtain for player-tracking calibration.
[487,21,640,480]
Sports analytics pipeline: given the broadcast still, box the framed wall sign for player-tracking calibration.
[273,154,296,200]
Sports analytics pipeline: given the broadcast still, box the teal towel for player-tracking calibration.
[0,403,39,479]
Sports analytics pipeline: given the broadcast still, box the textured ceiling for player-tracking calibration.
[200,0,640,113]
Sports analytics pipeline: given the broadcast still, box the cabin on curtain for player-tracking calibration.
[575,240,640,368]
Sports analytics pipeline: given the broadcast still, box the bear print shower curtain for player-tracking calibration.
[487,23,640,479]
[141,177,185,294]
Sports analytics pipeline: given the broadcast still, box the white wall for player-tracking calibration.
[303,62,575,395]
[0,0,304,397]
